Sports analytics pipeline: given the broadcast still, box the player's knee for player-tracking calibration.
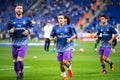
[63,60,68,64]
[17,56,23,61]
[102,56,107,60]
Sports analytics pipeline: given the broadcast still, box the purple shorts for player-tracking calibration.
[57,50,71,62]
[98,47,111,57]
[70,49,73,59]
[12,46,27,59]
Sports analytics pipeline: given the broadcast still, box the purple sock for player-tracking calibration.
[18,61,24,73]
[101,63,106,71]
[14,61,20,76]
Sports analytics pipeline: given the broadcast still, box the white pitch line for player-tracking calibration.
[0,66,32,71]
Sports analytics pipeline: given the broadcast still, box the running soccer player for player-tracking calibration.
[7,4,33,80]
[94,15,118,74]
[50,14,76,80]
[64,15,77,63]
[111,25,118,53]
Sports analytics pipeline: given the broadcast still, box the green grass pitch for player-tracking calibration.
[0,41,120,80]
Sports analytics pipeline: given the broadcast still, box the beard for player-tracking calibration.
[16,11,22,16]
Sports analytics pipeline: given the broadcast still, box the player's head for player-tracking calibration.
[15,3,23,16]
[100,14,108,25]
[57,14,65,26]
[64,16,70,24]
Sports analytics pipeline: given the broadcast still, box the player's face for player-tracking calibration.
[64,18,67,24]
[100,17,107,24]
[15,6,23,15]
[58,15,65,25]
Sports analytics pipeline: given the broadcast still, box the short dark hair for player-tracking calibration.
[100,14,108,19]
[58,14,65,18]
[15,3,23,7]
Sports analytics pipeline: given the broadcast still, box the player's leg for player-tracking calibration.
[103,47,114,71]
[57,52,68,80]
[12,47,20,78]
[54,40,56,50]
[44,38,47,51]
[47,38,50,51]
[112,39,117,52]
[65,49,72,67]
[94,39,98,51]
[17,46,27,79]
[69,49,72,66]
[63,50,73,77]
[98,47,107,74]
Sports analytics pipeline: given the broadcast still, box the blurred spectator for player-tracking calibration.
[90,3,95,15]
[96,0,100,10]
[84,11,90,23]
[43,20,53,52]
[77,17,84,29]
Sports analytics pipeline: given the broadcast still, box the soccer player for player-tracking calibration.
[7,4,33,80]
[64,15,77,63]
[50,14,76,80]
[111,25,118,53]
[43,20,53,52]
[94,15,118,74]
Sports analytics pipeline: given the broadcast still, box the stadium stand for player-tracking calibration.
[0,0,119,40]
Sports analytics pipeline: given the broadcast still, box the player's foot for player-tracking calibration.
[68,69,73,77]
[112,49,116,53]
[94,48,97,52]
[101,70,107,74]
[20,72,23,80]
[62,77,68,80]
[110,63,114,71]
[16,76,21,80]
[16,73,23,80]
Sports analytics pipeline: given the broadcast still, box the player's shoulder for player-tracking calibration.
[107,24,114,29]
[9,16,16,20]
[108,24,113,27]
[8,17,16,23]
[53,25,59,29]
[22,16,30,20]
[64,24,72,28]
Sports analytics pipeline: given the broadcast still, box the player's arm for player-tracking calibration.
[94,28,101,38]
[7,21,15,33]
[108,33,118,44]
[49,26,56,41]
[67,34,76,43]
[49,36,54,41]
[108,26,119,44]
[22,29,29,36]
[67,26,77,43]
[22,19,33,36]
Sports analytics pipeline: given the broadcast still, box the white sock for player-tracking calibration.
[62,72,66,77]
[68,63,72,70]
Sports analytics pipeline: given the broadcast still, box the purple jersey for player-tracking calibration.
[7,16,33,47]
[50,24,76,52]
[97,24,117,47]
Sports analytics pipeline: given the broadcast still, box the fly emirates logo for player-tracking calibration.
[58,33,68,38]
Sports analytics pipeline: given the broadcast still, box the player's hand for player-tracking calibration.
[10,27,15,33]
[22,30,29,36]
[108,39,112,44]
[94,35,98,38]
[54,36,57,40]
[67,38,71,43]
